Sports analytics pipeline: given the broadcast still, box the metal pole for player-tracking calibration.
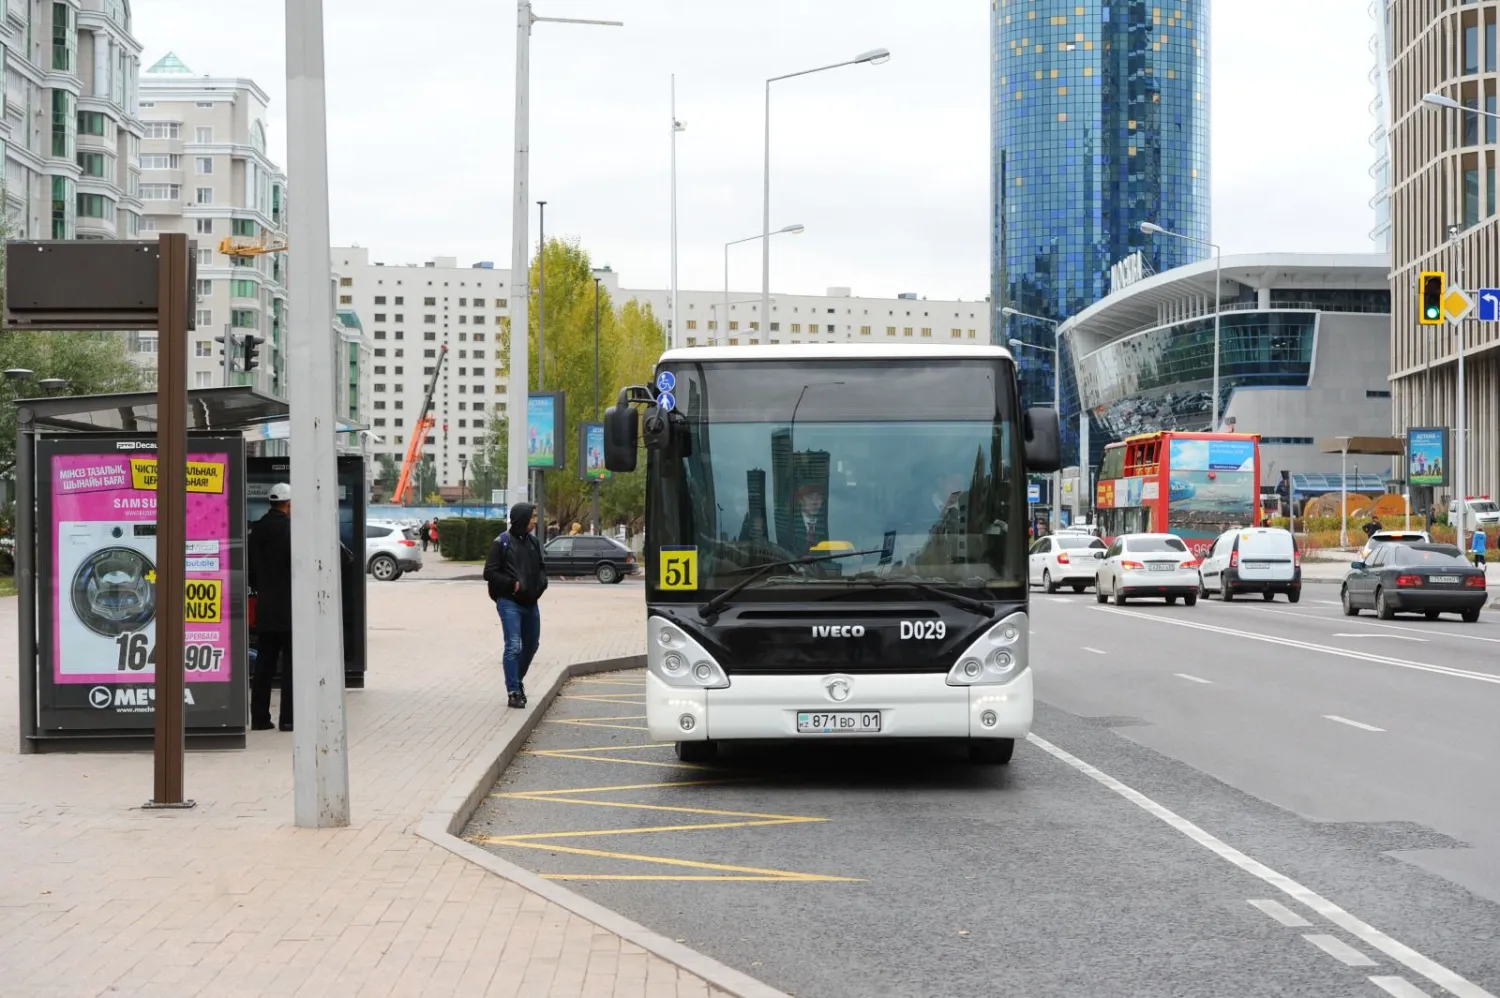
[1052,344,1061,530]
[285,0,350,827]
[1340,444,1349,549]
[506,0,533,512]
[1211,245,1222,431]
[148,231,191,808]
[15,413,35,754]
[1456,237,1469,555]
[536,199,546,540]
[670,74,679,352]
[593,277,602,534]
[222,323,232,386]
[759,78,772,334]
[724,241,730,347]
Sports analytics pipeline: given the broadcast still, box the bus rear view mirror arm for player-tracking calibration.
[1023,407,1062,473]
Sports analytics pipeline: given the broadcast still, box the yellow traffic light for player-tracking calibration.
[1420,271,1446,325]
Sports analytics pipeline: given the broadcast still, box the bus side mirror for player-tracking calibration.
[603,405,638,473]
[1023,407,1062,473]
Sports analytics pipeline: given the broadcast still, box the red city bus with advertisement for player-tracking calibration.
[1095,431,1263,557]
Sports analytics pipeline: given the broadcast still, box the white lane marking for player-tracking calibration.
[1371,977,1435,997]
[1175,673,1213,684]
[1025,732,1497,998]
[1093,606,1500,686]
[1081,646,1106,655]
[1248,898,1311,927]
[1303,933,1378,967]
[1210,603,1500,646]
[1333,633,1428,642]
[1048,596,1072,604]
[1324,714,1386,733]
[1314,599,1342,606]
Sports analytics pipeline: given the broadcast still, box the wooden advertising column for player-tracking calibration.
[3,234,197,807]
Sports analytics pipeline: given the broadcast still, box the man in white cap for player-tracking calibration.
[248,483,294,730]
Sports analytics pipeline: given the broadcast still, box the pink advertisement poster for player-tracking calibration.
[50,451,233,685]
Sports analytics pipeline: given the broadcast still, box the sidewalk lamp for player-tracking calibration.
[1141,221,1223,430]
[729,224,803,340]
[760,48,889,326]
[1004,306,1064,530]
[459,454,469,501]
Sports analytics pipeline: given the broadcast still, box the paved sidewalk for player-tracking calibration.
[0,581,727,998]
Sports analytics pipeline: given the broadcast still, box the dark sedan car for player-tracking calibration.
[1342,542,1488,621]
[543,534,638,583]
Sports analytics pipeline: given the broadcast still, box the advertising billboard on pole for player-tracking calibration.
[579,422,610,481]
[34,435,247,733]
[1407,427,1449,487]
[527,391,566,471]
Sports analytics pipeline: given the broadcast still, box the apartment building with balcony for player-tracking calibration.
[136,53,289,396]
[1,0,143,241]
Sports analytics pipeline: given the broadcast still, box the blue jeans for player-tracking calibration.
[495,599,541,694]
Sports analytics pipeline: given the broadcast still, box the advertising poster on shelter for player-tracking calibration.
[35,436,246,732]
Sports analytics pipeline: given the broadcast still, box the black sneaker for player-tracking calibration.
[507,692,524,709]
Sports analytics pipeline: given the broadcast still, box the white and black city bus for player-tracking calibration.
[602,344,1061,764]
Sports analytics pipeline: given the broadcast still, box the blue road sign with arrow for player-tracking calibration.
[1480,289,1500,322]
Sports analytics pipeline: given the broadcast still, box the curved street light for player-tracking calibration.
[761,48,890,325]
[1140,220,1223,429]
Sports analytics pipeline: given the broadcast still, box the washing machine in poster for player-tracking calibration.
[55,520,160,677]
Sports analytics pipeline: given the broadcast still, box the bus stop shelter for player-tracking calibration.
[12,387,287,752]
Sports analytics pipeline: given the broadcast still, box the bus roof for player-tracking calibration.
[658,343,1014,364]
[1112,430,1263,446]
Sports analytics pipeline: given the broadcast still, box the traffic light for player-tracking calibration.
[242,334,262,372]
[1420,271,1446,325]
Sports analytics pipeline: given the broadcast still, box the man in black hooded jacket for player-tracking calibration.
[483,502,549,708]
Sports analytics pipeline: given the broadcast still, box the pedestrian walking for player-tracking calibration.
[1472,528,1487,572]
[483,502,549,709]
[248,482,294,731]
[429,520,440,553]
[420,519,431,552]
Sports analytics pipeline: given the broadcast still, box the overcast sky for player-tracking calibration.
[133,0,1378,301]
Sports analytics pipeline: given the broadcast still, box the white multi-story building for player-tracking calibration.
[136,53,291,397]
[334,247,991,489]
[1,0,144,242]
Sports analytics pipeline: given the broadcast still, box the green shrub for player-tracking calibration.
[436,518,468,560]
[464,517,507,560]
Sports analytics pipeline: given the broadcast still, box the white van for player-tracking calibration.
[1450,497,1500,529]
[1197,527,1301,602]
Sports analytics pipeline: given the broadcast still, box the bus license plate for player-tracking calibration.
[797,711,883,734]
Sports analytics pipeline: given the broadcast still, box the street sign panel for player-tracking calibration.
[1480,289,1500,321]
[1444,287,1474,325]
[1027,483,1041,503]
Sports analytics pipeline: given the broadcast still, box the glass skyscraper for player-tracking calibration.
[991,0,1211,468]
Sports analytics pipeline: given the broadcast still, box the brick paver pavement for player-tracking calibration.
[0,580,728,998]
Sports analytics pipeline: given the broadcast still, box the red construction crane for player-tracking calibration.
[392,344,448,504]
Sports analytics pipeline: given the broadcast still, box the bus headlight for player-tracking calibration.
[648,617,730,689]
[946,611,1029,686]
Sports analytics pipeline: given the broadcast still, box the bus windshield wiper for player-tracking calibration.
[837,573,997,617]
[698,548,887,618]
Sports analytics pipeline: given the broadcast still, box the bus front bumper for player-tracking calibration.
[645,670,1034,743]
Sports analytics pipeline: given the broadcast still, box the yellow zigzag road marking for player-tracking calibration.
[542,718,651,732]
[480,775,859,883]
[559,693,649,705]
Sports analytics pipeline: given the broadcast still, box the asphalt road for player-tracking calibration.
[465,594,1500,998]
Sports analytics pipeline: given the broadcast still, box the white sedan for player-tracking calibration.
[1094,533,1200,606]
[1028,532,1107,592]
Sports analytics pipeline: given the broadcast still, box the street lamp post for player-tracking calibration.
[459,454,468,502]
[1141,221,1223,430]
[507,1,622,516]
[729,225,803,341]
[593,276,602,534]
[670,77,685,351]
[761,48,889,327]
[1004,306,1063,530]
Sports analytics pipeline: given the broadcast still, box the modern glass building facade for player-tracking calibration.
[990,0,1211,465]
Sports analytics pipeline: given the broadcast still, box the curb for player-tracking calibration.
[415,653,791,998]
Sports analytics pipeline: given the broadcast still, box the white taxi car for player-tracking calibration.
[1094,533,1200,606]
[1028,532,1106,593]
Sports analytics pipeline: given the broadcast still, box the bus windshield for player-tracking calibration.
[646,358,1025,600]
